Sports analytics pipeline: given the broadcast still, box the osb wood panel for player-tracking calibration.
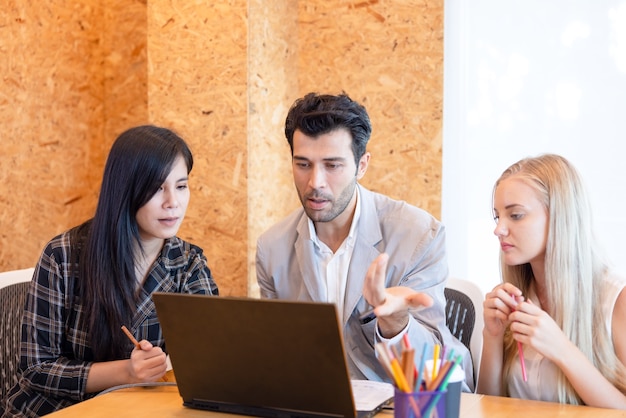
[0,1,149,273]
[247,0,301,297]
[147,1,248,296]
[102,1,149,163]
[2,0,444,303]
[296,0,444,217]
[0,1,104,271]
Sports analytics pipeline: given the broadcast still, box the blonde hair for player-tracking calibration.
[494,154,626,404]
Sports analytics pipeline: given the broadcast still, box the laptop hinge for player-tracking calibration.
[186,399,348,418]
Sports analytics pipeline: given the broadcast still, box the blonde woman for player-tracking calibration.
[478,153,626,408]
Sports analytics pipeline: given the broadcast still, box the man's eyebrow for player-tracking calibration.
[292,156,347,162]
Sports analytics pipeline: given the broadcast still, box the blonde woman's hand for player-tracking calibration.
[509,299,569,362]
[482,283,523,337]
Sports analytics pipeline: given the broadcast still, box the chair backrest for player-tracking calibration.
[0,268,34,401]
[444,277,484,388]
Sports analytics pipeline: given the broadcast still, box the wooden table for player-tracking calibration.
[46,384,626,418]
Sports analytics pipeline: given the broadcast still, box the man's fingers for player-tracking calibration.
[364,253,389,306]
[406,292,433,308]
[373,287,432,317]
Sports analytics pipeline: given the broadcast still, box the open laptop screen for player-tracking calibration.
[153,293,362,418]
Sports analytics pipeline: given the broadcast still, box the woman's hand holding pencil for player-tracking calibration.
[121,325,169,382]
[482,285,527,382]
[508,299,528,382]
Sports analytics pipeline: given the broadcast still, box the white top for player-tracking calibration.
[508,272,626,401]
[309,188,361,325]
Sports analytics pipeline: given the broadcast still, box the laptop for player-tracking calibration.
[152,293,393,418]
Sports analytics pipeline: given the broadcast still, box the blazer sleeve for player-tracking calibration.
[256,237,278,299]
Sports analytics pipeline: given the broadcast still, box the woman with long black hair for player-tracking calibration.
[2,125,219,417]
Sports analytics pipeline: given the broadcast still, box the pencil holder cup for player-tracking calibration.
[393,388,446,418]
[424,360,464,418]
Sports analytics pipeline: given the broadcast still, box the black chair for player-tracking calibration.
[0,269,33,401]
[445,287,475,350]
[444,277,484,388]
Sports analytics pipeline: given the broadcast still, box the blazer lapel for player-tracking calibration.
[294,213,326,302]
[343,186,383,325]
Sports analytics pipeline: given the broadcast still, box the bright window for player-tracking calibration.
[442,0,626,293]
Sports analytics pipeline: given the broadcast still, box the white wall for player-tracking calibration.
[442,0,626,294]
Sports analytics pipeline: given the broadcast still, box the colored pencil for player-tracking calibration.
[431,344,440,382]
[510,294,528,382]
[121,325,141,350]
[416,342,428,391]
[517,341,528,382]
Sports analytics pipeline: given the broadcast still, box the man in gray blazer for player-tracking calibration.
[256,92,474,390]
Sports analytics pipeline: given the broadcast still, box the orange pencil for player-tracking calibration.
[121,325,141,350]
[401,348,415,389]
[388,351,411,393]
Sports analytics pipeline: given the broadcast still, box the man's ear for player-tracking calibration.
[357,152,371,180]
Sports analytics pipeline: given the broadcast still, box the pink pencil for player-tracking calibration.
[510,294,528,382]
[517,340,527,382]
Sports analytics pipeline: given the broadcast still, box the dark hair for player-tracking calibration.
[78,125,193,361]
[284,92,372,165]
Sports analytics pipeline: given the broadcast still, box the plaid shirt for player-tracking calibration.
[2,230,218,417]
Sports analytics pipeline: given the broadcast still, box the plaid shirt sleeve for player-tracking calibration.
[4,235,220,417]
[5,232,93,417]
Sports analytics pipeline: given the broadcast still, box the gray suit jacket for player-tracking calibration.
[256,184,474,390]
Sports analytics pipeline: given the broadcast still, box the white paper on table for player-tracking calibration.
[351,379,394,411]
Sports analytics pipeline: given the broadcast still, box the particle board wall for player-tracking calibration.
[102,3,149,153]
[247,0,301,297]
[294,1,444,214]
[0,1,148,273]
[1,0,444,299]
[147,1,249,296]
